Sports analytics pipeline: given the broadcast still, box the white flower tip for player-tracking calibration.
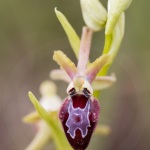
[54,7,58,13]
[28,91,32,94]
[28,91,32,97]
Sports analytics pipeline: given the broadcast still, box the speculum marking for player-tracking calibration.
[66,100,91,139]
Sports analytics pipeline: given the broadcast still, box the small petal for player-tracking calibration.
[85,54,110,83]
[22,111,40,124]
[53,50,77,79]
[92,74,116,90]
[55,8,80,58]
[106,0,132,34]
[80,0,107,31]
[50,69,71,83]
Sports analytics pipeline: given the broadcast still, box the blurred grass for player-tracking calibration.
[0,0,150,150]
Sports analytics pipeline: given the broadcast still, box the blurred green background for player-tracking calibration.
[0,0,150,150]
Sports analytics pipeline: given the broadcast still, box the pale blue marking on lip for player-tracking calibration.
[66,100,91,139]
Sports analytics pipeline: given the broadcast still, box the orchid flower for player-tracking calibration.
[23,80,111,150]
[52,26,111,150]
[23,0,132,149]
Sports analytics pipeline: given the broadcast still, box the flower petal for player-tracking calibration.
[92,74,116,90]
[22,111,40,124]
[50,69,71,83]
[94,124,111,135]
[85,54,110,83]
[53,50,77,79]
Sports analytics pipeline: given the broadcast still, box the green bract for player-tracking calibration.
[55,8,80,58]
[28,92,72,150]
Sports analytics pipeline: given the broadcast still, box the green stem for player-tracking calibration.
[103,34,112,54]
[25,123,51,150]
[94,34,113,98]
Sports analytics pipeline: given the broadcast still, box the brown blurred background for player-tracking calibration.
[0,0,150,150]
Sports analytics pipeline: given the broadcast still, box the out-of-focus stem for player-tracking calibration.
[77,26,93,75]
[25,122,51,150]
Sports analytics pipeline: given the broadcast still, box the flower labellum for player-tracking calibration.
[59,77,100,150]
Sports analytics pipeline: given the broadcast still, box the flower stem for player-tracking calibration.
[103,34,112,54]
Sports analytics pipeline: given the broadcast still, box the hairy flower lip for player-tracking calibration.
[59,94,100,150]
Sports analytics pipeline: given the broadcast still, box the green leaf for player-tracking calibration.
[55,8,80,58]
[28,92,72,150]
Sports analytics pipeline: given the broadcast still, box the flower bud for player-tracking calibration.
[106,0,132,34]
[80,0,107,31]
[39,80,62,112]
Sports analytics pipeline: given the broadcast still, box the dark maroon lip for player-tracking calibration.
[71,94,89,109]
[59,93,100,150]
